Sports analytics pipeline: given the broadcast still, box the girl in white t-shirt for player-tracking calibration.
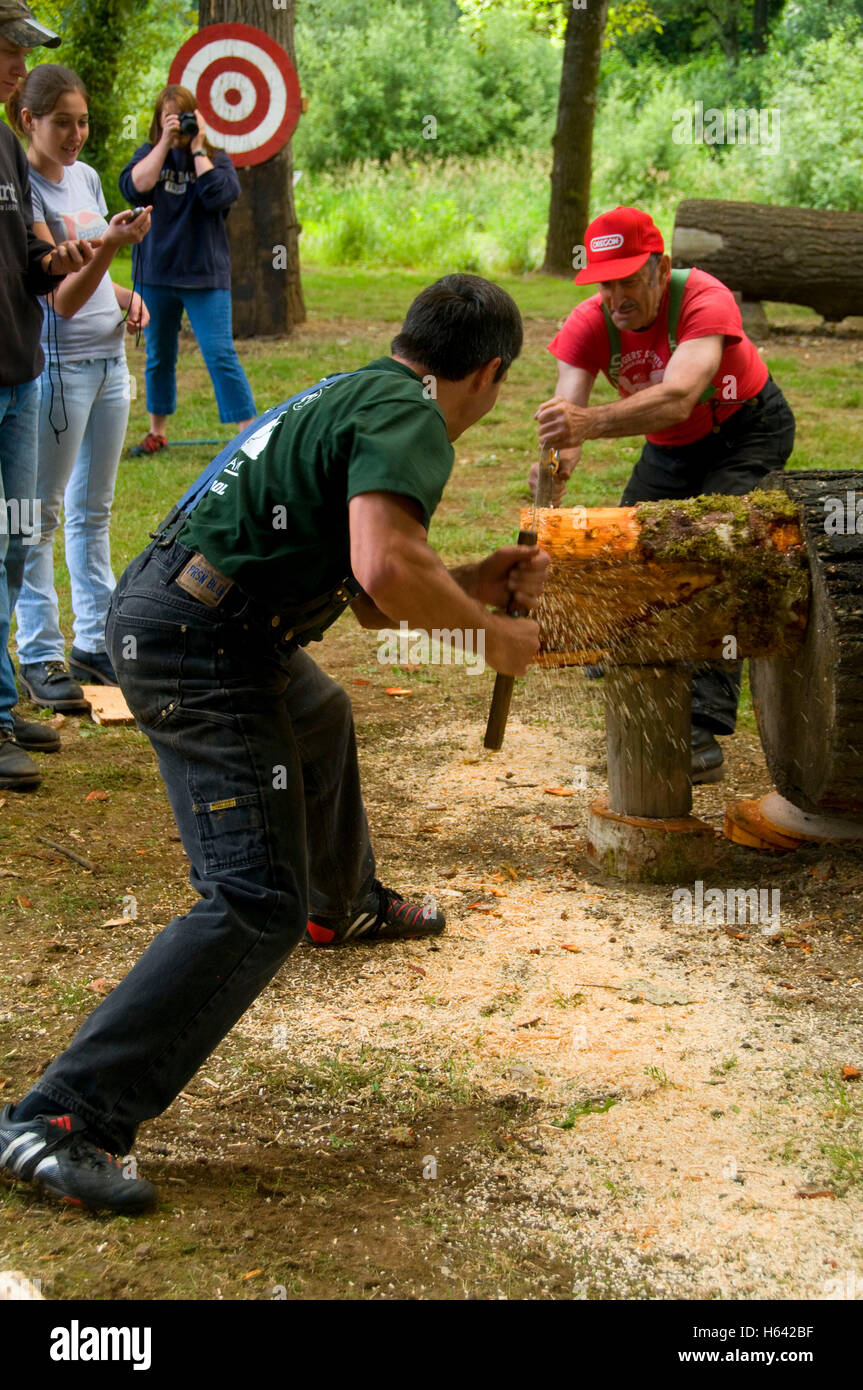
[7,65,151,708]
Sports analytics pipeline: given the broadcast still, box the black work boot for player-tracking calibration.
[68,647,118,686]
[11,712,61,753]
[19,661,88,711]
[0,726,41,791]
[691,725,724,785]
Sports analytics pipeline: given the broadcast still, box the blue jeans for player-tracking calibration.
[142,285,256,424]
[28,537,375,1153]
[16,355,129,663]
[0,378,40,726]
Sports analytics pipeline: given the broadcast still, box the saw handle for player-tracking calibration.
[483,526,537,751]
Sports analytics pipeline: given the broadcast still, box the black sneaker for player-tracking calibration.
[69,647,118,686]
[0,1105,156,1213]
[11,712,61,753]
[19,661,88,711]
[691,726,724,785]
[305,879,446,944]
[0,727,41,791]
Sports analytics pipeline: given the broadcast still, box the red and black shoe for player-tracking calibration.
[0,1105,156,1213]
[128,432,168,458]
[305,879,446,945]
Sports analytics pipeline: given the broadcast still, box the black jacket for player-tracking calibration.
[0,122,61,388]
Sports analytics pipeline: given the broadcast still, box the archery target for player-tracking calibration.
[168,23,302,168]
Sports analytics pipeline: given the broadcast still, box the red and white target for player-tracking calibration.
[168,23,302,168]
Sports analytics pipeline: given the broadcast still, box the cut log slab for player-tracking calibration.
[750,470,863,815]
[526,491,807,666]
[81,685,135,727]
[672,199,863,322]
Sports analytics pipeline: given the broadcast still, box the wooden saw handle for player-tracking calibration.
[483,527,537,751]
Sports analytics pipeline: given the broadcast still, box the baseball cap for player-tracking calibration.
[0,1,60,49]
[575,206,664,284]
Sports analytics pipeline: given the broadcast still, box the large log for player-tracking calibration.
[526,491,808,666]
[672,199,863,322]
[750,470,863,814]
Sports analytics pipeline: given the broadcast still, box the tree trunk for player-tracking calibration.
[752,0,770,54]
[541,0,610,277]
[673,199,863,322]
[525,494,807,664]
[198,0,305,336]
[65,0,136,186]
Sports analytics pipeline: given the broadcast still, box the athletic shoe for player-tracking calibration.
[0,728,41,791]
[691,726,724,785]
[0,1106,156,1214]
[11,712,61,753]
[305,879,446,945]
[68,647,118,686]
[128,432,168,457]
[19,661,88,711]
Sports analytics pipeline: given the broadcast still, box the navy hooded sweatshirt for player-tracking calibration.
[119,143,240,290]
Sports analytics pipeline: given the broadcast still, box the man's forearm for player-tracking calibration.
[584,384,692,439]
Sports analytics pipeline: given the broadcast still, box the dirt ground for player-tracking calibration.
[1,628,861,1302]
[1,314,861,1301]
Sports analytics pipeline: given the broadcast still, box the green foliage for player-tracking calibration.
[293,0,560,169]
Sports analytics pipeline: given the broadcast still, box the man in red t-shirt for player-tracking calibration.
[534,206,795,782]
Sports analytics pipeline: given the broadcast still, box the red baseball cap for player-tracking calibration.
[575,206,665,284]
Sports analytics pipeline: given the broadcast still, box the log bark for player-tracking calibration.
[198,0,306,336]
[526,493,807,665]
[672,199,863,322]
[750,470,863,815]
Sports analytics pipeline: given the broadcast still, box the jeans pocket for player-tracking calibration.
[189,787,268,874]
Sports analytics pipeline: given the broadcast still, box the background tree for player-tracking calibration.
[198,0,305,336]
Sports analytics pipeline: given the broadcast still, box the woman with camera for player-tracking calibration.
[120,84,256,456]
[8,63,152,709]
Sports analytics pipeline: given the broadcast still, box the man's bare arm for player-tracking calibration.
[348,492,539,676]
[536,336,724,447]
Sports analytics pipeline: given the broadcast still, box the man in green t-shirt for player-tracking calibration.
[0,274,550,1213]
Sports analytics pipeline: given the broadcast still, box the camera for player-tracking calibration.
[178,112,199,138]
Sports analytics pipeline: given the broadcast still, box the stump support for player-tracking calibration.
[587,664,717,881]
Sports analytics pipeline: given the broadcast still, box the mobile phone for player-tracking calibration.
[126,207,147,222]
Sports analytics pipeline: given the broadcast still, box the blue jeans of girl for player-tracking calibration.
[16,354,129,663]
[142,285,256,424]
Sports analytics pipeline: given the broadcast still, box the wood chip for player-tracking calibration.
[86,977,114,996]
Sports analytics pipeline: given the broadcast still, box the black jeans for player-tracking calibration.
[620,376,796,734]
[27,538,375,1153]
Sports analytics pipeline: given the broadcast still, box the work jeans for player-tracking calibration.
[0,378,40,726]
[29,537,375,1153]
[142,285,256,424]
[16,355,129,663]
[620,377,796,734]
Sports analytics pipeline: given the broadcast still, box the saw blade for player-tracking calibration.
[534,444,559,515]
